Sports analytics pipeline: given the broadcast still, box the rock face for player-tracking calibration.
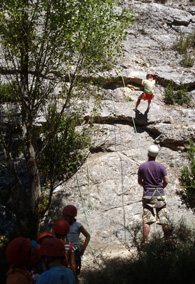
[50,0,195,246]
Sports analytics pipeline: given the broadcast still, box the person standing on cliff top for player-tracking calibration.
[137,145,171,245]
[134,73,156,111]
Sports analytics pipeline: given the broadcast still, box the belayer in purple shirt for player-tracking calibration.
[137,145,171,246]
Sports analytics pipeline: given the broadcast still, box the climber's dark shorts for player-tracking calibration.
[142,196,169,225]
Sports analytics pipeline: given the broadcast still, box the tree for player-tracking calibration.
[0,0,132,239]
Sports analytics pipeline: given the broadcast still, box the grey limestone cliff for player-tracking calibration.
[49,0,195,247]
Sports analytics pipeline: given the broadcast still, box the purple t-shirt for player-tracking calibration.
[138,161,167,197]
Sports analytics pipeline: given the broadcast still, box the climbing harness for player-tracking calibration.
[150,188,166,204]
[64,241,73,268]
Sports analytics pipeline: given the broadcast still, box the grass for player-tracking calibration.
[173,31,195,68]
[82,220,195,284]
[180,140,195,208]
[164,80,191,106]
[180,56,194,68]
[173,33,191,55]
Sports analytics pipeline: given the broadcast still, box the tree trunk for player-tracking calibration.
[17,0,42,239]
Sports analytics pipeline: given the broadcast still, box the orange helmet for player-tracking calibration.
[6,238,31,266]
[36,231,54,243]
[39,238,65,257]
[53,219,70,235]
[63,205,77,217]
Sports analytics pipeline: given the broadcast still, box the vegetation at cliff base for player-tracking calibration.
[82,220,195,284]
[180,140,195,208]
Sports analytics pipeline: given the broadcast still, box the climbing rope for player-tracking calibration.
[65,70,95,249]
[110,91,127,241]
[76,167,98,254]
[76,170,91,235]
[74,73,145,248]
[87,155,94,211]
[121,74,144,162]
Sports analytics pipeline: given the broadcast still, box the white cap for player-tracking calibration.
[148,145,159,157]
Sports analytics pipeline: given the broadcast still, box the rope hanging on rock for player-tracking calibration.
[121,74,144,162]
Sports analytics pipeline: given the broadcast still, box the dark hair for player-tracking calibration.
[148,155,156,161]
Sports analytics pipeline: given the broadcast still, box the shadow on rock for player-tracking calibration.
[134,109,149,123]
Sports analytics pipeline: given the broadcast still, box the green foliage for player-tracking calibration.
[0,0,132,76]
[174,32,195,67]
[187,30,195,48]
[180,55,194,67]
[82,220,195,284]
[164,80,191,105]
[0,80,20,102]
[0,0,133,233]
[173,33,191,54]
[0,1,134,280]
[181,140,195,201]
[38,104,90,182]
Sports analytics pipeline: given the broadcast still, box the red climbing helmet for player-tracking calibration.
[63,205,77,217]
[6,237,31,266]
[146,73,155,79]
[39,238,65,257]
[36,231,54,243]
[53,219,70,235]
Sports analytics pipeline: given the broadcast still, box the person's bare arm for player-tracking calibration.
[163,175,168,188]
[138,175,144,187]
[79,226,90,256]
